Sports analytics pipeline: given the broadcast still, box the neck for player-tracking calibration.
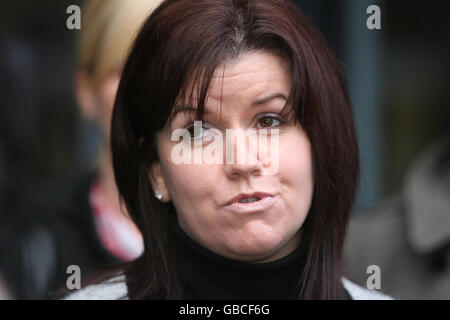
[169,214,307,299]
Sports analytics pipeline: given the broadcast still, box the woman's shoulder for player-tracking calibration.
[64,275,128,300]
[342,278,393,300]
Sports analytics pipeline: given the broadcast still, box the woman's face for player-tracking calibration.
[96,73,121,141]
[151,51,314,263]
[76,71,121,143]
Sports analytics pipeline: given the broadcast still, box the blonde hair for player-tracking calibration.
[77,0,163,88]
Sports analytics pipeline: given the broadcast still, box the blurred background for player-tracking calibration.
[0,0,448,299]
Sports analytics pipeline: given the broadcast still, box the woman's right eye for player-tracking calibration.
[185,121,215,140]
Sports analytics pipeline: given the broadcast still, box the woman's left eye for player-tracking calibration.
[256,114,284,128]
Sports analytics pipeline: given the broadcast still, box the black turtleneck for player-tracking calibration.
[168,214,307,299]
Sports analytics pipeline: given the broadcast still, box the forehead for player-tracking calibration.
[180,51,291,106]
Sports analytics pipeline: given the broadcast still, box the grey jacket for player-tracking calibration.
[344,135,450,299]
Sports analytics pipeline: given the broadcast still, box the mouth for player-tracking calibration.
[225,192,277,214]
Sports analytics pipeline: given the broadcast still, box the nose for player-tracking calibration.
[224,129,263,179]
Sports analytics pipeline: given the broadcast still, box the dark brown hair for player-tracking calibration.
[111,0,359,299]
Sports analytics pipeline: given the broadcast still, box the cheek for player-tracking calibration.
[168,164,217,198]
[278,131,314,212]
[97,76,120,134]
[99,76,120,111]
[158,144,220,208]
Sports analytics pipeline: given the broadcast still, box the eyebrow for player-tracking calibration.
[170,93,288,120]
[251,93,288,107]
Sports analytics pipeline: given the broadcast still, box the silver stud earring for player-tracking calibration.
[154,190,163,200]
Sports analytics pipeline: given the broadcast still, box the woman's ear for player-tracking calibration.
[149,162,171,202]
[74,70,97,120]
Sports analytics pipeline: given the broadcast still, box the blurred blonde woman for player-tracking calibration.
[74,0,162,262]
[53,0,162,298]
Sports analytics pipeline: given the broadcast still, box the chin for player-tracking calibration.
[224,228,286,262]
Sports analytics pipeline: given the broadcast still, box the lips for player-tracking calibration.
[225,192,277,214]
[226,192,274,206]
